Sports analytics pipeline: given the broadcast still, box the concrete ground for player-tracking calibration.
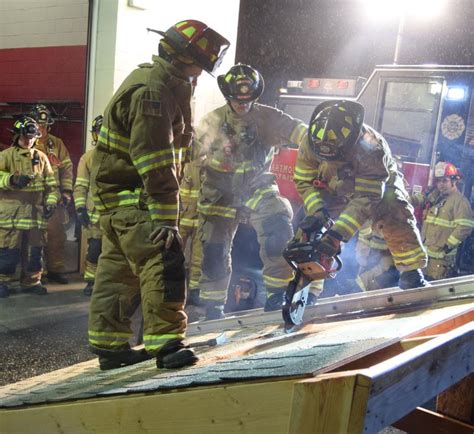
[0,275,93,386]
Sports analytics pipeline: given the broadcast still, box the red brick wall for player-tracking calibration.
[0,45,87,171]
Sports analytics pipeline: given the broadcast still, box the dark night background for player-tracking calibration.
[236,0,474,105]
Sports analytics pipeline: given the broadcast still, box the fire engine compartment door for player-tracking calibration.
[375,77,444,164]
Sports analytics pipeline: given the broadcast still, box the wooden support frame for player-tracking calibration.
[289,321,473,434]
[1,307,472,434]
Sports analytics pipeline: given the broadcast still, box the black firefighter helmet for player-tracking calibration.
[11,115,40,138]
[217,63,264,103]
[309,100,364,160]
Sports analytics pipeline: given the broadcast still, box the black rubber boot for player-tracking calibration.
[98,348,153,371]
[0,284,10,298]
[399,269,431,290]
[83,281,93,296]
[205,305,225,321]
[264,291,285,312]
[156,339,198,369]
[22,284,48,295]
[47,272,69,284]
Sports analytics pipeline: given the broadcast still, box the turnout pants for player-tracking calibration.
[199,195,294,306]
[0,228,45,287]
[88,208,187,355]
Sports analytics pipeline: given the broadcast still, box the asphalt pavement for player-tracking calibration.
[0,275,93,386]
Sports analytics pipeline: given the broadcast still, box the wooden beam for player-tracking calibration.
[288,371,361,434]
[437,373,474,424]
[1,379,298,434]
[358,322,474,433]
[400,335,438,351]
[393,407,474,434]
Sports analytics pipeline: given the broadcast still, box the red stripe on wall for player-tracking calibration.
[0,45,87,102]
[0,45,87,171]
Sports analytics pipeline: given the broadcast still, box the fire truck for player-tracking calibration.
[271,64,474,279]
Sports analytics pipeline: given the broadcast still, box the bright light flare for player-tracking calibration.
[363,0,445,20]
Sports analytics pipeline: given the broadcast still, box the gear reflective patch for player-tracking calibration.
[141,99,162,117]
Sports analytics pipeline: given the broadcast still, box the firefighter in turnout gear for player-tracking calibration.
[412,162,473,280]
[189,64,308,319]
[0,116,59,298]
[294,100,429,292]
[31,104,73,284]
[73,115,103,296]
[88,19,229,370]
[355,222,399,291]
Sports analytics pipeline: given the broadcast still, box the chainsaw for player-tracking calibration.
[282,215,342,328]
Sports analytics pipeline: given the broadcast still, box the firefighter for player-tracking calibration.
[413,162,473,280]
[73,115,103,296]
[355,223,399,291]
[188,63,308,319]
[88,20,229,370]
[294,100,429,294]
[0,116,58,298]
[31,104,73,284]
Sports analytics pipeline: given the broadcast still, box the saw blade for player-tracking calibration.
[282,282,311,328]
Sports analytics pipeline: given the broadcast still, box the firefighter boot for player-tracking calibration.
[47,272,69,284]
[83,281,93,296]
[22,284,48,295]
[399,269,431,290]
[0,284,10,298]
[156,339,199,369]
[264,291,285,312]
[98,348,153,370]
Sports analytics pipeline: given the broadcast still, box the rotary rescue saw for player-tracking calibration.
[282,216,342,328]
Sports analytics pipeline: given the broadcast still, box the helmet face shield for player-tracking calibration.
[309,100,364,160]
[217,64,264,102]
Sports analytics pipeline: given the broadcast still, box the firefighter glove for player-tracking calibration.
[44,204,56,219]
[298,208,330,235]
[76,207,91,228]
[317,230,343,257]
[61,191,72,206]
[150,225,183,249]
[10,174,33,188]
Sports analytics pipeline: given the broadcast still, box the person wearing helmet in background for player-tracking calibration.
[0,116,59,298]
[73,115,103,296]
[31,104,74,285]
[88,20,229,370]
[412,162,473,280]
[294,99,429,293]
[186,63,308,320]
